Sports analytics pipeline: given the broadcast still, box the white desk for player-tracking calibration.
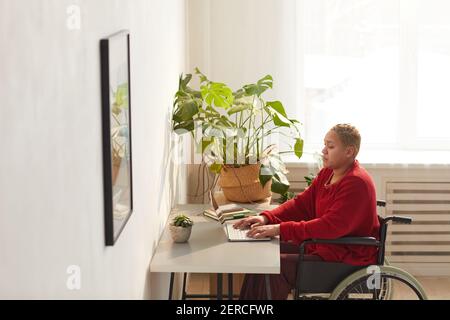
[150,204,280,299]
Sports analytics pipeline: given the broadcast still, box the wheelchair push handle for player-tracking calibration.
[376,200,386,207]
[393,216,413,224]
[377,201,412,224]
[385,215,413,224]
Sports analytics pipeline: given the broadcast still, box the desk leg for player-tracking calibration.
[217,273,223,300]
[169,272,175,300]
[265,275,272,300]
[182,273,188,300]
[228,274,233,300]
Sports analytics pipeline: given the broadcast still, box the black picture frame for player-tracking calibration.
[100,30,133,246]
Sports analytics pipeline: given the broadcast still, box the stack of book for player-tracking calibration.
[203,203,257,224]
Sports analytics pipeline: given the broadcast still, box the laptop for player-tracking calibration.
[223,221,271,242]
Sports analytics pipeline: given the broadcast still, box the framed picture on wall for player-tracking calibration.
[100,30,133,246]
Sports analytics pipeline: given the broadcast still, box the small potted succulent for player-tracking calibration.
[169,214,194,243]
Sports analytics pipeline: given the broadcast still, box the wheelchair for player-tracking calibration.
[294,200,428,300]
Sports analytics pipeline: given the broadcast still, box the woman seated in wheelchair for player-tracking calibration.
[234,124,380,300]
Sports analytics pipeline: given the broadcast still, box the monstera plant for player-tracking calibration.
[110,83,129,184]
[172,68,304,201]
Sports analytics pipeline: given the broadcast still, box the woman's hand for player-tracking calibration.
[246,224,280,239]
[233,215,268,230]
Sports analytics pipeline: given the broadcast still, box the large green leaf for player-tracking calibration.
[265,101,294,128]
[195,68,209,84]
[263,105,291,128]
[174,99,199,122]
[209,163,223,174]
[276,172,290,185]
[272,114,291,128]
[269,155,288,175]
[233,89,246,100]
[227,103,252,115]
[259,166,273,187]
[185,87,202,98]
[259,150,290,192]
[271,173,290,195]
[177,74,200,98]
[201,138,214,152]
[243,84,259,96]
[243,75,273,97]
[172,113,182,123]
[258,75,273,89]
[179,73,192,90]
[201,82,234,109]
[267,157,281,172]
[294,138,304,159]
[174,89,189,102]
[266,101,287,118]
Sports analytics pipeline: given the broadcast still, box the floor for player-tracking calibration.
[392,276,450,300]
[187,273,450,300]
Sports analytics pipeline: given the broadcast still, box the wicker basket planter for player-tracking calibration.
[218,164,272,203]
[112,154,122,185]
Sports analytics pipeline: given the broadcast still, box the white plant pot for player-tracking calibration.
[169,225,193,243]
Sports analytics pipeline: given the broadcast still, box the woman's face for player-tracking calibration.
[321,130,354,169]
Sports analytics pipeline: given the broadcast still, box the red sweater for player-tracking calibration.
[261,160,380,266]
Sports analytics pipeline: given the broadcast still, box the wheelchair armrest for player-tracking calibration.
[299,237,380,256]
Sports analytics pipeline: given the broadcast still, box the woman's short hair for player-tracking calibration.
[331,124,361,157]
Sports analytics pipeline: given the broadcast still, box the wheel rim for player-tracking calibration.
[334,274,425,300]
[330,265,427,300]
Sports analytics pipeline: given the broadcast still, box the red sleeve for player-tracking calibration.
[279,176,371,244]
[260,170,324,224]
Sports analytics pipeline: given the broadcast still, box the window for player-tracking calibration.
[294,0,450,160]
[417,0,450,144]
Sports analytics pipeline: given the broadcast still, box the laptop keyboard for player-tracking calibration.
[225,223,270,241]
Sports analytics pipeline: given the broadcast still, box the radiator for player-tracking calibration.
[385,180,450,276]
[287,181,308,194]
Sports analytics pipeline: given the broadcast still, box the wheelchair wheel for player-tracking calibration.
[380,257,393,300]
[329,265,427,300]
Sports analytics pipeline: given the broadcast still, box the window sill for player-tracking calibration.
[282,150,450,170]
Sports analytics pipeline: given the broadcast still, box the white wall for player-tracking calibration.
[188,0,300,117]
[0,0,186,299]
